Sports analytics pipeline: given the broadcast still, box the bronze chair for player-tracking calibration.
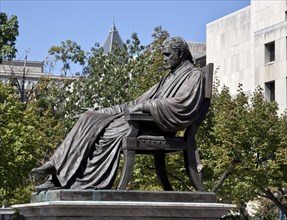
[117,63,214,191]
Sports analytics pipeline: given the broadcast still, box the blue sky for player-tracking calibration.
[1,0,250,73]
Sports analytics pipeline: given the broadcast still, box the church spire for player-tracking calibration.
[102,21,124,55]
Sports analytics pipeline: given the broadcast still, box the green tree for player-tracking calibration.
[0,80,65,205]
[197,79,287,216]
[0,13,68,205]
[59,32,147,128]
[129,26,169,100]
[128,26,169,99]
[6,52,39,104]
[63,26,169,117]
[48,40,86,76]
[0,12,19,63]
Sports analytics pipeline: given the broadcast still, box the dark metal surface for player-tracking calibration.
[118,62,213,191]
[32,37,213,192]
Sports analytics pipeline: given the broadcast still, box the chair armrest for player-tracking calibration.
[124,112,154,122]
[123,113,155,148]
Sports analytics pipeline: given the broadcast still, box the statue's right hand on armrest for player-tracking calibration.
[126,103,143,113]
[126,101,151,113]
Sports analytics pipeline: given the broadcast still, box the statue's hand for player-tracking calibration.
[126,103,143,113]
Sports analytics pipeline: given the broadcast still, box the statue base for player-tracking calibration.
[13,190,235,220]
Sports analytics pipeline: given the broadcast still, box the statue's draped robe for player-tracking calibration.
[50,60,205,189]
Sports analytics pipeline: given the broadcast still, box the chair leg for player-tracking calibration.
[154,153,173,191]
[117,150,136,190]
[184,149,205,191]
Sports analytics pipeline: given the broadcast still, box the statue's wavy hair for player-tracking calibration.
[162,36,194,64]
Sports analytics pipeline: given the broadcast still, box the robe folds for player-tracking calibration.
[49,60,205,189]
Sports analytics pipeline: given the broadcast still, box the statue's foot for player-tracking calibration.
[31,161,56,176]
[34,180,60,192]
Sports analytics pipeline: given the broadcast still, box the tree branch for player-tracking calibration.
[260,188,287,215]
[255,192,268,198]
[168,172,192,191]
[212,170,232,193]
[212,156,241,193]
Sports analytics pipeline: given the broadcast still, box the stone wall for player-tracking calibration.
[207,1,287,113]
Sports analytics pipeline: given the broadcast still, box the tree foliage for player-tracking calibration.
[6,54,38,104]
[0,12,19,63]
[197,78,287,215]
[48,40,85,76]
[127,26,170,99]
[58,27,169,128]
[0,80,65,205]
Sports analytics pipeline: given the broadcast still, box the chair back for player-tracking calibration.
[184,63,214,139]
[202,63,214,99]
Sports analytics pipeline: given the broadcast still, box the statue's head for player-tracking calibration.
[161,36,194,71]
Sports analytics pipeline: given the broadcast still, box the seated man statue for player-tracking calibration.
[31,36,205,191]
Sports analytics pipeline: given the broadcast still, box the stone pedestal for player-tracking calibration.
[13,190,235,220]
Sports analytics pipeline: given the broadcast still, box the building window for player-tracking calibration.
[265,81,275,102]
[265,41,275,63]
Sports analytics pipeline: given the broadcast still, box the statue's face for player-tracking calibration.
[162,45,181,71]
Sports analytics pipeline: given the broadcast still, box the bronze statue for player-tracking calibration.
[31,36,205,191]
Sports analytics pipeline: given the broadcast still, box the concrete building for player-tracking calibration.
[0,60,64,89]
[207,1,287,113]
[188,42,206,67]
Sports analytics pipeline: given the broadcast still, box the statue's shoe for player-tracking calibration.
[31,161,56,176]
[34,180,60,192]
